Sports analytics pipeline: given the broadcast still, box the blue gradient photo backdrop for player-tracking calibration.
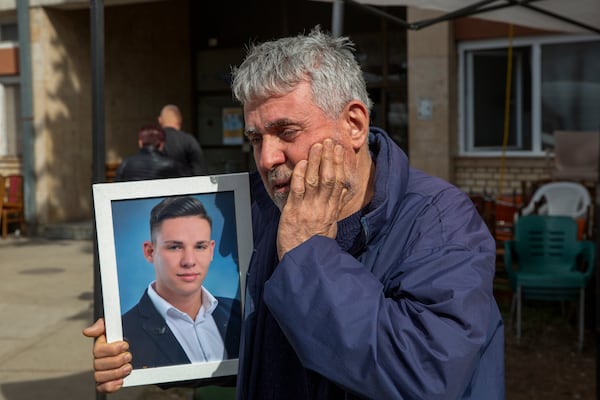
[111,191,240,314]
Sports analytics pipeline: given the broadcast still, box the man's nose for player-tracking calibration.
[258,135,285,171]
[180,248,196,267]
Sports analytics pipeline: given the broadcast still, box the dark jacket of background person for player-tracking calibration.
[163,127,207,176]
[238,128,504,400]
[122,290,241,370]
[115,124,189,182]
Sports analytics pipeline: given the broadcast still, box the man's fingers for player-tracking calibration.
[289,159,308,202]
[304,142,323,190]
[82,318,105,338]
[82,318,132,394]
[318,139,337,194]
[331,143,346,203]
[288,139,346,212]
[94,351,133,372]
[92,335,129,358]
[94,362,132,393]
[95,378,125,394]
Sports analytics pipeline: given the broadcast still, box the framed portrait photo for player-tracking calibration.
[92,173,252,387]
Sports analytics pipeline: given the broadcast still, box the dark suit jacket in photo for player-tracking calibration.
[122,289,241,369]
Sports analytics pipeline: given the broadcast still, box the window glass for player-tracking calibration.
[0,22,20,157]
[461,37,600,155]
[1,23,18,42]
[541,41,600,147]
[0,82,21,157]
[5,83,21,156]
[471,47,531,150]
[466,47,531,152]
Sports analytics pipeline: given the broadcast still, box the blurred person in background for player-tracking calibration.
[158,104,207,175]
[114,124,189,182]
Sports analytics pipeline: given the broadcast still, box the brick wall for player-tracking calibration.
[454,156,553,196]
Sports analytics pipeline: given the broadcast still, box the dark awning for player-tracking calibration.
[317,0,600,34]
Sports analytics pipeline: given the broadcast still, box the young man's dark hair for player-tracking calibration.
[149,196,212,242]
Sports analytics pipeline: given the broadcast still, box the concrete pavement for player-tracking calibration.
[0,234,196,400]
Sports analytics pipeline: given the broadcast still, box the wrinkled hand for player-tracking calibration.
[82,318,132,393]
[277,138,347,259]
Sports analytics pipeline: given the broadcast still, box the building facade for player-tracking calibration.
[0,0,597,234]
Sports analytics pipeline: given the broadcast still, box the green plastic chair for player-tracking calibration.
[504,214,595,350]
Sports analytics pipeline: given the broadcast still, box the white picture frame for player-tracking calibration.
[92,173,252,387]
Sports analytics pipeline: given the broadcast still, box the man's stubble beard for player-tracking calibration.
[267,166,292,211]
[267,165,357,212]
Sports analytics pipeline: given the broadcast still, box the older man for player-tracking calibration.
[85,27,504,400]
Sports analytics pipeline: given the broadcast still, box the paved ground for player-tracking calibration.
[2,233,594,400]
[0,235,192,400]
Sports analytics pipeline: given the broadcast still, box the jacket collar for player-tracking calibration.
[360,127,410,242]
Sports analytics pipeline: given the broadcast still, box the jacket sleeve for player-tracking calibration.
[263,200,499,399]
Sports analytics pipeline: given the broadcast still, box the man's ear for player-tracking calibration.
[210,239,215,261]
[143,241,154,262]
[342,101,370,151]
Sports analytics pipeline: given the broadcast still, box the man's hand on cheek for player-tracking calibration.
[277,138,347,260]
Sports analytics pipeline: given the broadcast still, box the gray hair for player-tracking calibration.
[231,26,372,119]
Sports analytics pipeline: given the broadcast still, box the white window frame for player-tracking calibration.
[458,34,599,157]
[0,36,19,157]
[0,73,19,157]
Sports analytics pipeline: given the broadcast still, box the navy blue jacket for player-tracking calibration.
[122,290,241,370]
[237,128,505,399]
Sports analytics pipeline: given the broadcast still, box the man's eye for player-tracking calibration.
[167,244,182,250]
[248,135,262,146]
[280,129,298,139]
[196,244,208,250]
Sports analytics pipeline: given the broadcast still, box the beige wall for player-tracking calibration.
[407,8,455,182]
[30,6,92,223]
[29,0,191,224]
[103,0,192,164]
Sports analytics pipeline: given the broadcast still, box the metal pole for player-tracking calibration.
[90,1,106,399]
[17,0,35,228]
[331,0,344,37]
[596,126,600,400]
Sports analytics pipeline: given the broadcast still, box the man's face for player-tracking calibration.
[243,81,356,210]
[144,216,215,303]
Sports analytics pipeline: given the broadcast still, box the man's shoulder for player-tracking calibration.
[179,130,199,144]
[164,126,194,138]
[122,290,153,319]
[165,128,200,149]
[121,302,143,331]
